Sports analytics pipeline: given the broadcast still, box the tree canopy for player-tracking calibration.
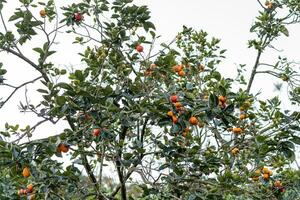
[0,0,300,199]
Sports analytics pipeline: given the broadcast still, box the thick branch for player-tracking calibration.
[246,50,262,93]
[115,126,128,200]
[66,116,107,200]
[1,47,50,82]
[111,118,148,197]
[81,154,108,200]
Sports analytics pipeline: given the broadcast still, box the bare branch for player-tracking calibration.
[1,47,50,82]
[0,76,42,109]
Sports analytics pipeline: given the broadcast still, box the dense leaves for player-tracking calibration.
[0,0,300,199]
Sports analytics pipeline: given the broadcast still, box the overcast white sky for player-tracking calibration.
[0,0,299,162]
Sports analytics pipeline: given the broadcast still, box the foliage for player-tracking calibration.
[0,0,300,199]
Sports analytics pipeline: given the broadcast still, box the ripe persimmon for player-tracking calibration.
[145,69,152,76]
[263,173,270,180]
[18,189,23,196]
[189,117,198,125]
[170,95,178,103]
[239,114,247,120]
[178,70,185,77]
[27,184,33,193]
[93,128,101,137]
[39,9,46,18]
[184,127,190,133]
[57,143,69,153]
[174,102,182,108]
[231,147,239,155]
[274,180,282,187]
[218,96,226,103]
[173,65,183,72]
[22,167,30,178]
[232,127,242,134]
[255,169,261,175]
[265,1,273,9]
[167,111,174,117]
[262,166,270,174]
[182,127,190,137]
[74,12,83,22]
[172,116,178,123]
[198,64,205,71]
[135,44,143,52]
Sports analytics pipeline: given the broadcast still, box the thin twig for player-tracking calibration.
[0,76,42,109]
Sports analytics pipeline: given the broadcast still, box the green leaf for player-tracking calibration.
[143,21,156,32]
[74,70,84,82]
[33,47,43,54]
[209,93,218,108]
[47,50,56,57]
[159,163,169,171]
[224,104,234,113]
[256,135,267,143]
[37,89,48,94]
[291,136,300,145]
[212,71,221,81]
[31,20,43,27]
[8,13,22,21]
[219,86,226,96]
[170,124,181,134]
[0,69,7,75]
[250,24,258,32]
[280,26,289,37]
[56,82,73,91]
[282,148,295,161]
[281,141,294,149]
[43,42,49,50]
[56,96,66,106]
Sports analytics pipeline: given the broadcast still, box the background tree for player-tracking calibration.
[0,0,300,199]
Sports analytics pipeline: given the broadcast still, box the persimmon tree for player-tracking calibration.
[0,0,300,199]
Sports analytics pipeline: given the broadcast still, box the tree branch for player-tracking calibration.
[115,126,128,200]
[81,154,109,200]
[1,47,50,82]
[111,118,148,197]
[246,50,262,93]
[0,76,42,109]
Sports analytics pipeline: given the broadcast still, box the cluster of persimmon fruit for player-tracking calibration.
[17,184,34,198]
[39,8,83,22]
[17,167,35,199]
[227,99,252,156]
[167,94,203,144]
[253,166,273,181]
[172,63,205,77]
[251,167,285,192]
[219,94,241,157]
[168,95,201,125]
[173,64,186,77]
